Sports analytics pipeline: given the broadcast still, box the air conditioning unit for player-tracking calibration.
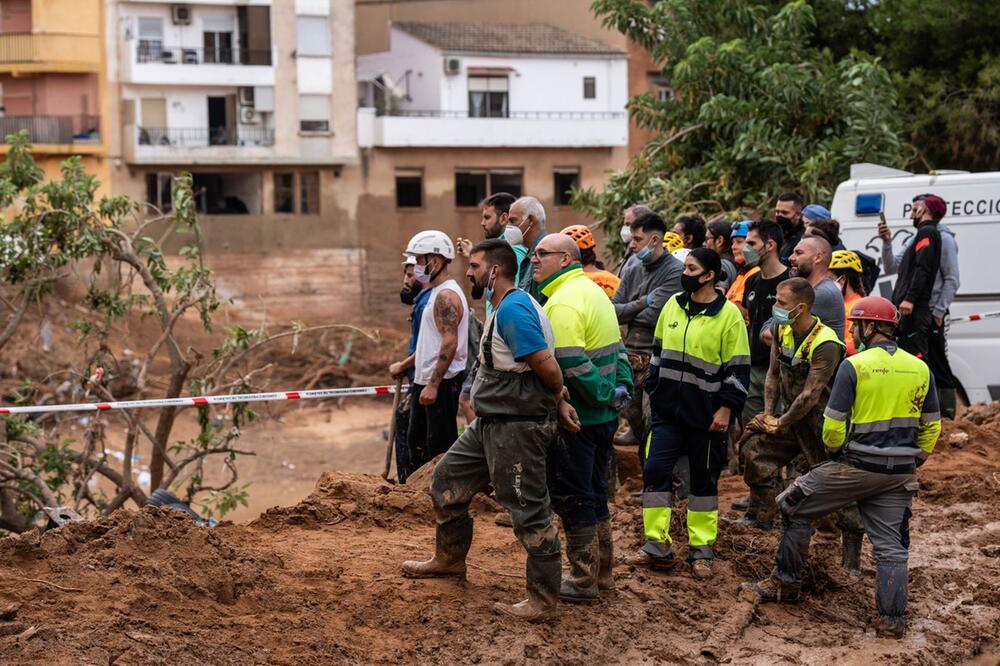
[238,87,255,108]
[171,5,192,25]
[443,57,461,75]
[239,106,259,124]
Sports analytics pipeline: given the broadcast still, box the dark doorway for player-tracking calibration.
[208,96,226,145]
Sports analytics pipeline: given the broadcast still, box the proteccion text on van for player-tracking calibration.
[832,163,1000,405]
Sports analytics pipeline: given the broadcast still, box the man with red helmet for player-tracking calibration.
[744,296,941,639]
[560,224,620,298]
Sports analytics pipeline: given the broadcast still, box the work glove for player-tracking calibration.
[611,386,631,411]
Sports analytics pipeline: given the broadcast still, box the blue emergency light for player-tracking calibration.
[855,193,884,216]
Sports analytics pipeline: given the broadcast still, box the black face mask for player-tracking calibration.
[681,271,707,294]
[776,215,796,235]
[399,283,421,305]
[911,216,924,228]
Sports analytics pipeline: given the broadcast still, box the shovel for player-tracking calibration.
[382,377,404,481]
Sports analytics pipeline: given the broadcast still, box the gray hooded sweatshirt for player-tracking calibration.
[882,223,960,319]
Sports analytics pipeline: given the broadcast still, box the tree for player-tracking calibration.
[575,0,907,243]
[0,132,371,532]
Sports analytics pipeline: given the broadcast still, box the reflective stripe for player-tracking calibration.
[660,349,722,375]
[687,495,718,512]
[555,346,586,358]
[585,342,621,359]
[563,360,596,379]
[642,491,673,509]
[649,354,661,367]
[599,364,616,376]
[657,367,720,392]
[920,411,941,424]
[825,406,849,421]
[728,354,751,366]
[852,417,920,434]
[723,375,748,395]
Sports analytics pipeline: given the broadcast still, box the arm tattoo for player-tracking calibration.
[428,290,462,388]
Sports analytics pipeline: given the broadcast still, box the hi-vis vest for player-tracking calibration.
[778,317,844,368]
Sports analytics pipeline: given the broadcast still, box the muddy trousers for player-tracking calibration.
[743,426,863,533]
[430,416,561,598]
[774,460,917,627]
[547,420,617,530]
[404,375,464,483]
[642,415,727,560]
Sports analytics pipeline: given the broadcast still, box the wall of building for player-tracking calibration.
[358,29,442,110]
[1,0,32,32]
[627,39,659,157]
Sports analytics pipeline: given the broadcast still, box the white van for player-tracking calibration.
[831,164,1000,404]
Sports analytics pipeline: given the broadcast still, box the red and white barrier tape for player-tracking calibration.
[948,310,1000,324]
[0,385,406,416]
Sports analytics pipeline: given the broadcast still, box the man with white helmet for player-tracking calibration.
[390,231,469,481]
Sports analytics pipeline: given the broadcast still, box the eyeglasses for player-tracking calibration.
[532,249,568,260]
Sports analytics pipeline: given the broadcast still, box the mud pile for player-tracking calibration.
[0,413,999,664]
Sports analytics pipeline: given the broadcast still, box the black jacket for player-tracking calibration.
[891,222,941,307]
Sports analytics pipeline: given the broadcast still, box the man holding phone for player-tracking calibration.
[877,195,945,361]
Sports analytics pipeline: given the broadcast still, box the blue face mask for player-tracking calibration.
[636,246,653,262]
[772,304,801,326]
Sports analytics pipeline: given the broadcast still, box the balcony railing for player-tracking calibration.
[0,32,101,66]
[136,44,272,67]
[137,126,274,148]
[376,109,627,120]
[0,115,100,144]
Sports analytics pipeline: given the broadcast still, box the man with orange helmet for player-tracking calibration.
[561,224,620,298]
[744,296,941,639]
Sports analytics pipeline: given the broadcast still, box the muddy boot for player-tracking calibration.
[495,552,560,622]
[494,511,513,527]
[841,530,863,575]
[875,561,907,638]
[690,558,713,581]
[939,388,957,420]
[559,525,599,603]
[625,542,676,571]
[401,513,472,579]
[596,518,615,591]
[730,496,750,511]
[739,576,801,603]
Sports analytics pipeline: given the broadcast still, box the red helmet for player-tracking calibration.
[849,296,899,324]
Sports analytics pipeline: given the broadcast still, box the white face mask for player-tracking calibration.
[413,262,432,284]
[620,225,632,244]
[504,221,528,247]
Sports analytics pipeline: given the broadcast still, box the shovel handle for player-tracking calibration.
[382,377,404,480]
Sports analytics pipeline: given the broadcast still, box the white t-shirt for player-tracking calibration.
[414,279,469,385]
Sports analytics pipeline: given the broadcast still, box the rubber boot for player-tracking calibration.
[494,552,560,622]
[401,513,472,579]
[841,530,863,575]
[740,575,801,603]
[596,518,614,591]
[939,388,957,420]
[559,525,599,603]
[875,561,908,638]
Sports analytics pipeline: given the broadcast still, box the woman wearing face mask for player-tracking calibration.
[705,220,738,294]
[829,250,866,355]
[636,248,750,579]
[725,220,760,308]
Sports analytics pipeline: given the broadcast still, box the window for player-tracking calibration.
[647,72,674,102]
[454,169,522,207]
[274,172,294,213]
[300,171,320,214]
[296,16,331,56]
[455,171,487,207]
[203,31,234,64]
[396,170,423,209]
[468,76,509,118]
[146,172,173,212]
[299,94,330,132]
[554,168,580,207]
[137,17,164,63]
[583,76,596,99]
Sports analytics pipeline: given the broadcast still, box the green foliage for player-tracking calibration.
[578,1,907,243]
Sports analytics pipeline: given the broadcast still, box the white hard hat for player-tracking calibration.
[671,248,691,262]
[401,255,417,266]
[404,230,455,260]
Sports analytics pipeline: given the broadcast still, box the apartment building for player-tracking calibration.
[356,21,629,320]
[0,0,109,189]
[105,0,361,322]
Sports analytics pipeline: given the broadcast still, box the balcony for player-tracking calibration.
[0,115,101,150]
[124,125,276,165]
[356,108,628,148]
[0,33,102,72]
[123,43,275,87]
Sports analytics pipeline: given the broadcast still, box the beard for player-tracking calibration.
[484,222,504,239]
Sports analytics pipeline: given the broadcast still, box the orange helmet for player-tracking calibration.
[561,224,596,250]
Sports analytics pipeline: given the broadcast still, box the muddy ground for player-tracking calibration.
[0,404,999,665]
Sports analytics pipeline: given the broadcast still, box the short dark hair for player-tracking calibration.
[748,219,784,251]
[470,238,517,280]
[580,246,597,267]
[831,265,865,295]
[675,215,706,247]
[480,192,517,216]
[707,220,733,251]
[630,211,667,236]
[778,277,815,309]
[689,247,723,283]
[806,218,840,246]
[778,192,804,210]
